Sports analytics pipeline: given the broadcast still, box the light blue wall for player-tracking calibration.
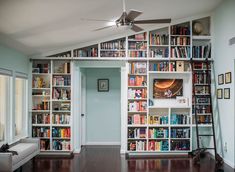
[0,45,29,74]
[213,0,235,168]
[85,68,121,144]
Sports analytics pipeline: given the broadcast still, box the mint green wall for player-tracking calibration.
[213,0,235,168]
[0,45,29,73]
[85,68,121,144]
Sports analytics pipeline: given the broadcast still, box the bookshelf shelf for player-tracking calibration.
[127,125,148,127]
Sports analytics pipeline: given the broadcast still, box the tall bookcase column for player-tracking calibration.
[128,32,147,58]
[170,22,191,59]
[31,60,52,151]
[127,61,148,152]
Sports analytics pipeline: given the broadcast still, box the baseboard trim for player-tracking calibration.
[208,153,235,169]
[73,148,81,154]
[85,142,121,145]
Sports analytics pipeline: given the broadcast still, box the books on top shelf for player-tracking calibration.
[171,25,190,35]
[149,33,169,45]
[100,39,125,50]
[129,32,147,41]
[73,47,98,57]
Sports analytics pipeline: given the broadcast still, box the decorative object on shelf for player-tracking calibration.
[218,74,224,85]
[98,79,109,92]
[148,99,154,106]
[217,89,223,99]
[225,72,231,84]
[153,79,183,99]
[224,88,230,99]
[193,22,203,35]
[176,96,188,106]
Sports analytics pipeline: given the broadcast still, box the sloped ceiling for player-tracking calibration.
[0,0,222,56]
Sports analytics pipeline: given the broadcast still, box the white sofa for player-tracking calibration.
[0,138,40,172]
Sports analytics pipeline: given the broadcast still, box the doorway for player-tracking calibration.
[81,68,121,145]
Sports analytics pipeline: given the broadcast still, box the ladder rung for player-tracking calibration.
[198,134,214,136]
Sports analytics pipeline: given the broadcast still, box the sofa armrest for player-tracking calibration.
[0,153,12,171]
[20,138,40,149]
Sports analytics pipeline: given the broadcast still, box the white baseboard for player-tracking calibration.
[73,148,81,154]
[85,142,121,145]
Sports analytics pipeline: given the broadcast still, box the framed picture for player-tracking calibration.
[218,74,224,85]
[224,88,230,99]
[225,72,232,84]
[217,89,223,99]
[98,79,109,92]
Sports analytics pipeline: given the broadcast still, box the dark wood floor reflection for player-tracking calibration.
[22,146,234,172]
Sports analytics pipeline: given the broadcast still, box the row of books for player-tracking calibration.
[148,140,169,151]
[149,34,169,45]
[52,88,70,100]
[128,88,147,99]
[194,115,211,124]
[128,51,147,58]
[100,51,126,57]
[171,46,190,58]
[149,48,169,58]
[171,128,190,138]
[32,63,50,73]
[100,40,126,50]
[129,62,147,74]
[32,101,50,111]
[193,73,210,84]
[171,114,190,125]
[53,102,71,111]
[32,113,50,124]
[194,97,210,104]
[193,62,211,70]
[128,76,146,86]
[73,47,98,57]
[40,139,50,150]
[170,140,190,150]
[128,114,146,125]
[149,128,169,139]
[171,25,190,35]
[195,86,209,95]
[129,33,147,41]
[128,101,147,112]
[52,114,70,124]
[53,140,71,150]
[171,36,190,46]
[128,128,146,139]
[52,127,71,138]
[53,76,71,86]
[149,115,168,125]
[32,127,50,137]
[192,44,211,59]
[193,105,211,114]
[149,61,181,72]
[128,42,147,50]
[128,141,146,151]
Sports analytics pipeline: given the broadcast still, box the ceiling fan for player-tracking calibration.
[82,0,171,32]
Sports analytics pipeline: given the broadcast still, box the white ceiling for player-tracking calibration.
[0,0,222,56]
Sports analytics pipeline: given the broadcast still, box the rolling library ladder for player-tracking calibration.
[191,59,223,166]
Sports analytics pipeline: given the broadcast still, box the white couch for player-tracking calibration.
[0,138,40,172]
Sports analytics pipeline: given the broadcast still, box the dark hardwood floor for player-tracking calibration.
[21,146,234,172]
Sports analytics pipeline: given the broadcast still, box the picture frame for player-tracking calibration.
[225,72,232,84]
[218,74,224,85]
[217,89,223,99]
[224,88,230,99]
[98,79,109,92]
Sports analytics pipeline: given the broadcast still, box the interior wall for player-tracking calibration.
[85,68,121,144]
[213,0,235,167]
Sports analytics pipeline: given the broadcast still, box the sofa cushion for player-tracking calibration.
[9,143,38,165]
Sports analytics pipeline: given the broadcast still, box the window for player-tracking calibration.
[0,75,10,143]
[15,77,28,138]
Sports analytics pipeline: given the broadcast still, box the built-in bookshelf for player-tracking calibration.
[100,38,126,57]
[149,27,169,58]
[47,51,71,58]
[73,44,98,57]
[128,32,147,58]
[31,60,72,153]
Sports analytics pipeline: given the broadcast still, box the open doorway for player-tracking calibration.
[80,68,121,146]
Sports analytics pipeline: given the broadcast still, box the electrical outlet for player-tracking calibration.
[224,142,228,152]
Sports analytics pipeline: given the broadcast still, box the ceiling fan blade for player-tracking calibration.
[134,19,171,24]
[81,18,114,22]
[126,10,142,21]
[93,25,114,31]
[131,24,144,32]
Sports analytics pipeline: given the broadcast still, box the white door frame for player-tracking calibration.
[81,71,86,146]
